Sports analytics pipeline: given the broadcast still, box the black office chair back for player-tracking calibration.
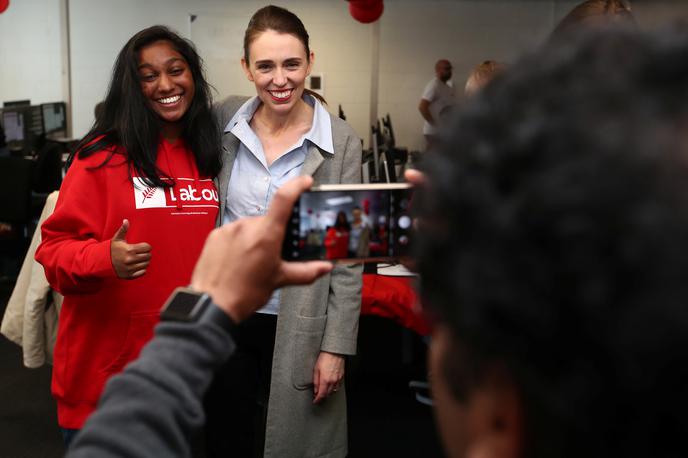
[0,156,35,224]
[33,142,63,193]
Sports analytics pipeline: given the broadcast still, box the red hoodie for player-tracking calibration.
[35,138,218,428]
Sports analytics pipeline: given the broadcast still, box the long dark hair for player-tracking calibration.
[244,5,326,104]
[334,211,350,231]
[71,25,221,187]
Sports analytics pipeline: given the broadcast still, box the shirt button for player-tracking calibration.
[264,176,269,182]
[256,206,262,212]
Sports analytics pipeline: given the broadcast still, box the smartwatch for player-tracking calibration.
[160,287,237,337]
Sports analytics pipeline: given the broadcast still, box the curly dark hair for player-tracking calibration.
[416,25,688,458]
[71,25,221,186]
[551,0,636,40]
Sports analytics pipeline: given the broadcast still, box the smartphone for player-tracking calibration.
[282,183,414,262]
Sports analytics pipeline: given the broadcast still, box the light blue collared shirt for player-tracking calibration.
[223,94,334,314]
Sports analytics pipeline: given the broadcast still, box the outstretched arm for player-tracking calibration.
[67,176,333,458]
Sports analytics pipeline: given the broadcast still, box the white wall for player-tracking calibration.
[4,0,688,150]
[68,0,191,137]
[0,0,64,105]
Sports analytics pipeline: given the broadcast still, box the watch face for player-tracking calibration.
[162,291,205,321]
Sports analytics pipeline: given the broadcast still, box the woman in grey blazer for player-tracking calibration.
[204,6,362,458]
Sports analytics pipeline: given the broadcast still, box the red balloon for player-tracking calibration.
[0,0,9,14]
[349,0,384,24]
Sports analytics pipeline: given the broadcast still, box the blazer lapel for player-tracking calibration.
[218,132,239,224]
[300,144,325,182]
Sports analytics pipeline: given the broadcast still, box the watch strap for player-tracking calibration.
[160,287,238,339]
[199,301,238,338]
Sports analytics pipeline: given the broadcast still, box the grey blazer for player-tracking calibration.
[215,96,363,458]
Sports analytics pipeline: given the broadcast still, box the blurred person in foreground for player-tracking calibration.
[416,23,688,458]
[69,24,688,458]
[551,0,635,39]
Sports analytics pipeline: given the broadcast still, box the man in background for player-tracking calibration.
[418,59,455,151]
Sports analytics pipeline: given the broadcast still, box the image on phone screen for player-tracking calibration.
[282,184,414,262]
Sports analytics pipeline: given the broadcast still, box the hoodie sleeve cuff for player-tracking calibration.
[82,239,118,279]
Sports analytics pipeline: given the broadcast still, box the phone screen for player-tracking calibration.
[282,184,414,262]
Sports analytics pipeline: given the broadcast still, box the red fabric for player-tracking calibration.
[324,227,349,259]
[361,274,430,336]
[35,139,218,428]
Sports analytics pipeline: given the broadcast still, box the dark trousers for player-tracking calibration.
[203,313,277,458]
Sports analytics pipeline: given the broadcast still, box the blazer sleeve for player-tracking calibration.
[35,157,117,295]
[320,130,364,356]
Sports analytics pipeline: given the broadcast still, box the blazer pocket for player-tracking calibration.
[99,310,159,377]
[291,314,327,390]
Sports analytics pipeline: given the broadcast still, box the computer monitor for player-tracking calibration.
[41,102,67,136]
[3,100,31,107]
[2,110,25,143]
[1,105,46,154]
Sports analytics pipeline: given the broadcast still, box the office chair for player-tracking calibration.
[33,141,63,193]
[0,156,36,247]
[31,141,64,217]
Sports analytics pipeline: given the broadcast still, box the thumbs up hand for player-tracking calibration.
[110,219,152,279]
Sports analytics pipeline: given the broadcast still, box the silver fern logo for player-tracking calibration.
[140,186,157,204]
[133,177,167,209]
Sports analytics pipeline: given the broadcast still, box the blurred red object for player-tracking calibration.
[348,0,384,24]
[0,0,9,14]
[361,274,430,336]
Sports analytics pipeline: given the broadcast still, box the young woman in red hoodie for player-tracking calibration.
[35,25,221,445]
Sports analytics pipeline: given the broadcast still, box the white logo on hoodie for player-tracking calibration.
[132,177,219,209]
[133,177,167,209]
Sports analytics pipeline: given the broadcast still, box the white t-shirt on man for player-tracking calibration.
[421,77,456,135]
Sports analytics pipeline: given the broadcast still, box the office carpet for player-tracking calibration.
[0,278,443,458]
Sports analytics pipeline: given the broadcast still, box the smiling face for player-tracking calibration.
[138,40,195,137]
[242,29,313,116]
